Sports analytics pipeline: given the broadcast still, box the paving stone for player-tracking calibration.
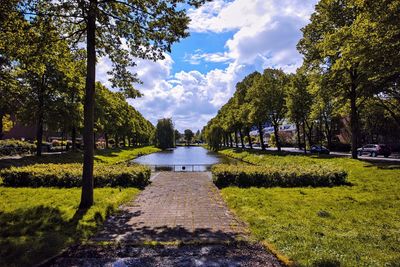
[46,172,283,267]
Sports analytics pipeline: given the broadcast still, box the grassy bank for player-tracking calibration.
[0,187,140,267]
[0,146,160,266]
[0,146,160,169]
[219,149,400,266]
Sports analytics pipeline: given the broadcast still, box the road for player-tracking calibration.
[246,146,400,163]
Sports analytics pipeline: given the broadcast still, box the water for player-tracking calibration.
[132,146,232,171]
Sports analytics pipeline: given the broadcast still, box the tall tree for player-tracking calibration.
[18,0,207,208]
[249,68,288,152]
[297,0,400,158]
[286,70,313,152]
[155,118,174,150]
[184,129,194,145]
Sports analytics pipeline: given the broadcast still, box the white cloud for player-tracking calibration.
[184,51,232,65]
[97,0,318,131]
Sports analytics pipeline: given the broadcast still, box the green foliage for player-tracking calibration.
[0,187,140,266]
[221,158,400,266]
[155,118,175,149]
[1,163,150,188]
[183,129,194,145]
[0,140,35,157]
[212,153,347,189]
[206,125,224,151]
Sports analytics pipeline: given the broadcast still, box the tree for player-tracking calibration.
[0,1,29,139]
[286,70,312,152]
[155,118,174,150]
[174,129,181,145]
[248,68,288,151]
[234,72,261,149]
[184,129,194,145]
[297,0,400,158]
[17,0,207,208]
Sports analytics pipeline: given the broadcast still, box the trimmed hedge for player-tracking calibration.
[0,163,150,188]
[212,164,347,188]
[0,140,35,157]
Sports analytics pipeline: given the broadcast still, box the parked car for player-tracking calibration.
[310,145,330,154]
[357,144,391,157]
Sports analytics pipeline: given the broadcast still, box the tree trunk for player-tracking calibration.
[122,135,126,147]
[246,128,253,149]
[234,130,239,148]
[273,123,281,152]
[105,132,109,149]
[350,80,359,159]
[305,120,313,149]
[71,125,77,152]
[258,122,265,151]
[0,112,4,140]
[115,134,119,148]
[296,122,301,150]
[93,131,96,150]
[239,129,245,148]
[36,74,45,156]
[302,121,307,154]
[80,2,96,209]
[229,133,233,147]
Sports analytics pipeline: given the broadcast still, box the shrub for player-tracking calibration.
[0,163,151,188]
[0,140,36,157]
[212,164,347,188]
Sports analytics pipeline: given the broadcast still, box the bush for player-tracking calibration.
[212,164,347,188]
[0,140,36,157]
[0,163,151,188]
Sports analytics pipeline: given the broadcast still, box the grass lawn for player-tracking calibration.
[0,187,140,267]
[0,146,159,266]
[219,150,400,266]
[0,146,161,169]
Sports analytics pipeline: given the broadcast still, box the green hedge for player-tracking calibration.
[0,163,150,188]
[0,140,36,157]
[212,164,347,188]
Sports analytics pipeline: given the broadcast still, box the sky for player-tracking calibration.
[97,0,319,132]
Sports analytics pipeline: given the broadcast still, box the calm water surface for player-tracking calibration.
[132,146,232,171]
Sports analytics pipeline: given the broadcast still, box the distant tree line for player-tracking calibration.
[204,0,400,158]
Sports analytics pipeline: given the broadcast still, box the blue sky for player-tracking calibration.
[98,0,318,132]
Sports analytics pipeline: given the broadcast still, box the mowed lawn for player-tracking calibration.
[0,146,158,267]
[220,152,400,266]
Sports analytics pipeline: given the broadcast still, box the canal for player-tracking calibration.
[132,146,233,171]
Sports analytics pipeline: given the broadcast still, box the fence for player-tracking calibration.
[145,164,213,172]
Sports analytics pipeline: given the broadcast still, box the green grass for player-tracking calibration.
[220,150,400,266]
[0,146,161,169]
[0,146,159,266]
[0,187,140,267]
[94,146,161,164]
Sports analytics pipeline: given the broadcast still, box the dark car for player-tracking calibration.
[357,144,391,157]
[310,145,330,154]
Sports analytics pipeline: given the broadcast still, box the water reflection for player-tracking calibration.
[132,146,232,171]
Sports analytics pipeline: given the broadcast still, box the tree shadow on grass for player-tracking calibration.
[0,205,113,267]
[0,152,84,169]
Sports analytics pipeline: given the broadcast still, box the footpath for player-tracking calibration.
[48,172,282,266]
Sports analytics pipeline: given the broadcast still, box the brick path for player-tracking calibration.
[93,172,247,244]
[48,172,282,266]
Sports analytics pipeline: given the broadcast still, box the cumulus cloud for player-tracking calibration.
[97,0,318,131]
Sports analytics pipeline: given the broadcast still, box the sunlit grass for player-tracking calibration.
[220,151,400,266]
[0,187,140,267]
[0,146,159,266]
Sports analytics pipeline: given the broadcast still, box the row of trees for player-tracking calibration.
[0,16,154,152]
[204,0,400,158]
[1,0,206,208]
